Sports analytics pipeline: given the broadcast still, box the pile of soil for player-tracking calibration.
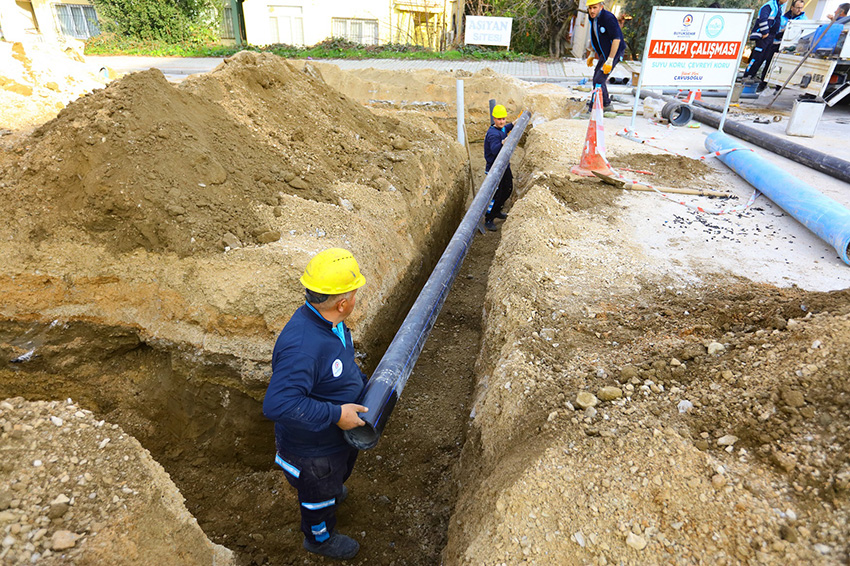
[306,62,585,140]
[0,51,440,257]
[0,40,106,133]
[444,121,849,564]
[0,397,232,565]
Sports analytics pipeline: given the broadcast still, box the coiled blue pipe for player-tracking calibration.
[705,132,850,265]
[344,110,531,450]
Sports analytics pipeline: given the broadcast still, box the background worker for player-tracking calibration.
[759,0,807,90]
[483,104,514,232]
[585,0,625,113]
[262,247,369,561]
[744,0,781,80]
[827,3,850,21]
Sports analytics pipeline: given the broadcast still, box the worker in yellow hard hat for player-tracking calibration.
[263,247,368,560]
[483,104,514,231]
[584,0,625,113]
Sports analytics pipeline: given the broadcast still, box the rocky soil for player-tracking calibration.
[444,118,849,565]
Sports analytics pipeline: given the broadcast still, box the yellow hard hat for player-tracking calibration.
[586,0,604,6]
[300,248,366,295]
[492,104,507,119]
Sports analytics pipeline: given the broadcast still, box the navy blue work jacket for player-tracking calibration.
[263,304,368,457]
[590,9,625,61]
[484,123,514,172]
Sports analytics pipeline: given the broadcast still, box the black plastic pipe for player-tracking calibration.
[344,110,532,450]
[642,91,850,184]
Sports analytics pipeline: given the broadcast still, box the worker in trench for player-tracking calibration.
[262,248,369,560]
[583,0,625,115]
[484,104,514,232]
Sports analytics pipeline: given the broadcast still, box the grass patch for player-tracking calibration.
[85,34,538,61]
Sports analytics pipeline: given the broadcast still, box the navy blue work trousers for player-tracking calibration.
[485,167,513,221]
[275,447,358,544]
[745,36,773,78]
[592,58,619,107]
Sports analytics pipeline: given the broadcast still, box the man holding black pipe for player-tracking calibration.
[263,247,369,560]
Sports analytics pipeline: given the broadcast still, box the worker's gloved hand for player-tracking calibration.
[587,56,595,67]
[602,58,614,74]
[337,403,368,430]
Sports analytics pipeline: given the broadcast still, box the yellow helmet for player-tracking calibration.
[492,104,507,119]
[586,0,604,6]
[300,248,366,295]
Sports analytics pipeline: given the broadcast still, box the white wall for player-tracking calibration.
[242,0,393,46]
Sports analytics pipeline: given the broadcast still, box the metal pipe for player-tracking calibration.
[705,132,850,265]
[345,110,532,450]
[641,91,850,184]
[456,79,465,146]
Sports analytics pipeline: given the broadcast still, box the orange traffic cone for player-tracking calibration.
[687,89,702,103]
[571,87,615,177]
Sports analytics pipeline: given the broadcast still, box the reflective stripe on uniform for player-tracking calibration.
[275,454,301,478]
[311,521,330,542]
[302,498,337,510]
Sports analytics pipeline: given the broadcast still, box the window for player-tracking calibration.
[332,18,379,45]
[269,5,304,45]
[54,4,100,39]
[222,4,234,39]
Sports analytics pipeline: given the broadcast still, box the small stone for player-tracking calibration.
[50,531,79,550]
[289,177,309,190]
[811,340,822,349]
[2,534,15,547]
[781,389,805,408]
[597,386,623,401]
[677,400,694,413]
[221,232,241,250]
[584,406,597,419]
[813,543,831,555]
[711,474,727,489]
[779,525,797,543]
[50,495,70,506]
[575,392,599,410]
[50,416,63,427]
[573,531,586,547]
[772,451,797,472]
[625,532,647,550]
[707,342,725,355]
[717,435,738,446]
[47,503,69,519]
[256,230,281,244]
[619,366,639,382]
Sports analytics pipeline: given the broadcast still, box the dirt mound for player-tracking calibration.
[302,62,585,140]
[445,136,850,564]
[0,397,233,565]
[0,51,429,257]
[0,40,106,134]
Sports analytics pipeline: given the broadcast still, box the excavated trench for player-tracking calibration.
[0,141,518,565]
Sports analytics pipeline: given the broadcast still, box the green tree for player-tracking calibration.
[471,0,578,57]
[622,0,760,59]
[89,0,221,43]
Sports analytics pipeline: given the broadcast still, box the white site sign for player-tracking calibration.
[465,16,513,47]
[630,7,752,132]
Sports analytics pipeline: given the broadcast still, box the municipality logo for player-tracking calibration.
[683,14,694,26]
[706,15,724,38]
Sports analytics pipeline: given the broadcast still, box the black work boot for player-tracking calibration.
[303,533,360,560]
[484,219,498,231]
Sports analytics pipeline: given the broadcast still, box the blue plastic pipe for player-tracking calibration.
[344,110,531,450]
[705,132,850,265]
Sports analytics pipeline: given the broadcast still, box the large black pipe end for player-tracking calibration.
[344,389,398,450]
[344,422,380,450]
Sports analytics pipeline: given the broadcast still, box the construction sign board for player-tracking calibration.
[465,16,513,47]
[641,7,752,88]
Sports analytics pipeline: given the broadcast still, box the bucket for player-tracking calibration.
[786,97,825,137]
[741,80,758,94]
